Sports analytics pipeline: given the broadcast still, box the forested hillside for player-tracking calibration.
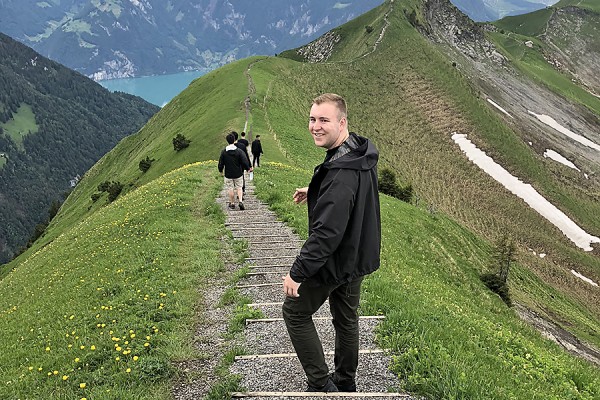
[0,33,159,263]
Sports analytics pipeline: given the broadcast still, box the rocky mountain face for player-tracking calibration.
[451,0,558,21]
[422,0,600,173]
[542,6,600,94]
[0,0,382,80]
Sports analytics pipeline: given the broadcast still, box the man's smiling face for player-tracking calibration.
[309,101,348,150]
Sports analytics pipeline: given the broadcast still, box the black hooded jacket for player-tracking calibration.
[290,132,381,286]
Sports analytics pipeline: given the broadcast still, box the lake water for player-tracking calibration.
[99,70,209,107]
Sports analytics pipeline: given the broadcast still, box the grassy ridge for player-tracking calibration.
[555,0,600,12]
[493,8,553,36]
[259,2,600,343]
[254,163,599,399]
[0,163,225,399]
[2,58,264,280]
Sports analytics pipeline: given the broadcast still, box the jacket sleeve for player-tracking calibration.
[290,171,356,282]
[218,150,224,173]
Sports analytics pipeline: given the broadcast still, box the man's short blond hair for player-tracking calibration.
[313,93,347,120]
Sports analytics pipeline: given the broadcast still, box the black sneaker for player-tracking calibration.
[228,203,235,210]
[331,374,356,392]
[238,202,245,210]
[306,378,338,392]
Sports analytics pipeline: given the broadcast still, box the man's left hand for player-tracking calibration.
[283,273,301,297]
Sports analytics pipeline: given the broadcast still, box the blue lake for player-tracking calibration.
[99,70,210,107]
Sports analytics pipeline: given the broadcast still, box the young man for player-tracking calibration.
[233,131,250,193]
[218,132,252,210]
[282,93,381,392]
[251,135,263,167]
[238,131,250,150]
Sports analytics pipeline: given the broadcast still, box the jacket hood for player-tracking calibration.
[327,132,378,171]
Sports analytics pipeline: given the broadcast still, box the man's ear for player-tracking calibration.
[340,116,347,130]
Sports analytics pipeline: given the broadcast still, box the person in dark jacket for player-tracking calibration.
[251,135,264,167]
[282,93,381,392]
[238,131,250,150]
[218,133,252,210]
[233,131,250,193]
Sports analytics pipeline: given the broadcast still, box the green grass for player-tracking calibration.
[0,103,39,150]
[493,8,553,36]
[253,163,599,399]
[0,163,226,399]
[555,0,600,12]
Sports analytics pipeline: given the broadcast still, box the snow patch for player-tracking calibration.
[452,133,600,251]
[528,111,600,151]
[570,270,598,287]
[487,98,513,118]
[543,149,580,171]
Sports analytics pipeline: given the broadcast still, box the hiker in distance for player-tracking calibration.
[282,93,381,392]
[218,132,252,210]
[238,131,250,151]
[251,135,264,167]
[233,131,251,193]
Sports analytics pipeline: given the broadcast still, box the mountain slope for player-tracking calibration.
[493,0,600,94]
[0,33,159,263]
[0,0,383,80]
[1,0,598,398]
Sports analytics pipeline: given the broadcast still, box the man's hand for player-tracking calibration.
[283,273,301,297]
[248,167,253,172]
[293,187,308,204]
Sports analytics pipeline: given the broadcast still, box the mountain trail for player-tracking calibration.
[217,180,415,399]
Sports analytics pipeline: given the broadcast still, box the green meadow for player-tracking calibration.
[1,163,226,399]
[0,103,39,149]
[1,0,599,399]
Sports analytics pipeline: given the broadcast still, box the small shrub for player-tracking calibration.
[102,181,124,202]
[378,168,397,196]
[481,235,516,306]
[365,25,374,34]
[91,193,101,202]
[173,133,191,151]
[139,156,155,172]
[97,181,110,192]
[481,273,512,306]
[379,167,413,203]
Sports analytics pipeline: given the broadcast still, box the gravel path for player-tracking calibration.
[220,179,415,399]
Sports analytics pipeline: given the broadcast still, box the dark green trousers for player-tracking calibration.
[282,277,363,388]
